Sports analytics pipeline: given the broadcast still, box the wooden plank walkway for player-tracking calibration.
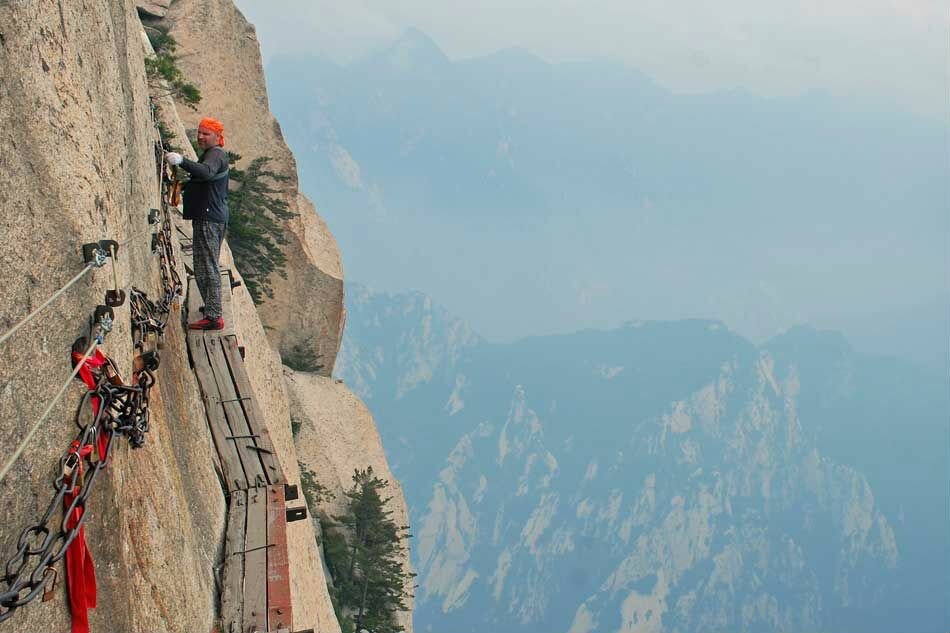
[184,270,302,633]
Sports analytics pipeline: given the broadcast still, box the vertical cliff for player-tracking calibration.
[156,0,345,378]
[0,2,223,631]
[0,1,412,632]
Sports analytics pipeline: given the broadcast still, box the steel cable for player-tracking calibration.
[0,333,101,484]
[0,265,96,348]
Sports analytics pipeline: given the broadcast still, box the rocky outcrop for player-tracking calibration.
[337,289,938,633]
[283,369,415,633]
[336,283,482,403]
[0,2,222,631]
[154,0,345,377]
[0,1,403,632]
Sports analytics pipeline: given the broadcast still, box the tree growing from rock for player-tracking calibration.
[326,467,414,633]
[143,25,201,108]
[226,154,297,303]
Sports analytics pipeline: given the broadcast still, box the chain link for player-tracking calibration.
[0,383,117,621]
[0,107,184,622]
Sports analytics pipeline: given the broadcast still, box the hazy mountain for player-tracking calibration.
[337,284,949,633]
[266,30,948,373]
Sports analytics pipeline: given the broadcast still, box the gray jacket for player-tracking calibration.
[181,146,229,224]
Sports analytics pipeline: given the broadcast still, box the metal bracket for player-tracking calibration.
[94,305,115,334]
[104,288,126,307]
[225,434,259,440]
[82,240,118,267]
[284,484,299,501]
[286,507,307,523]
[147,208,161,224]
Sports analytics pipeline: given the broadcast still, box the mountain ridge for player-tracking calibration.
[337,283,949,633]
[266,32,947,375]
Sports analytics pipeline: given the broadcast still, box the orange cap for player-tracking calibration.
[198,117,225,147]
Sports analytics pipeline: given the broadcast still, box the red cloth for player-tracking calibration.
[64,441,97,633]
[65,349,118,633]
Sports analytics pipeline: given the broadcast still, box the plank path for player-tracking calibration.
[185,271,297,633]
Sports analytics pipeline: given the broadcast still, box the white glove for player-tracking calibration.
[165,152,183,166]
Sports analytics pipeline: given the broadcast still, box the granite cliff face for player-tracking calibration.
[157,0,345,377]
[0,2,409,632]
[0,3,223,630]
[337,287,949,633]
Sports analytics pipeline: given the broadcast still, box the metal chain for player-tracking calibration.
[0,381,117,621]
[0,107,185,623]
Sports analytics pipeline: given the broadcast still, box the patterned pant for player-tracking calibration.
[192,220,227,320]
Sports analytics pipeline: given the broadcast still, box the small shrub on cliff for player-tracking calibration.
[144,25,201,108]
[283,336,324,373]
[226,154,297,303]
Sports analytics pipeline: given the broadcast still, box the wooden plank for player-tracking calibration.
[221,335,285,485]
[186,281,247,491]
[267,485,293,632]
[205,336,267,488]
[193,336,247,491]
[218,270,235,337]
[220,490,247,633]
[243,487,269,633]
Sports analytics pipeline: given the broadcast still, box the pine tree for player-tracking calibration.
[329,467,415,633]
[225,154,297,303]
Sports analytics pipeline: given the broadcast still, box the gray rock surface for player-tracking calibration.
[0,1,393,632]
[0,2,222,631]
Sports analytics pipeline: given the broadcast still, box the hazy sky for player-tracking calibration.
[235,0,948,121]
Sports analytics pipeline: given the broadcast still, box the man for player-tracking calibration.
[165,117,229,330]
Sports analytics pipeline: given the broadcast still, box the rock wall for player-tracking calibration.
[154,0,345,378]
[0,2,223,631]
[148,1,414,629]
[0,1,410,631]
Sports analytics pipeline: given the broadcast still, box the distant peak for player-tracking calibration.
[384,28,449,71]
[765,325,853,355]
[484,46,547,66]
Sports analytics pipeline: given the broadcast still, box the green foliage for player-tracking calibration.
[144,25,201,108]
[321,517,353,628]
[144,24,176,55]
[226,154,297,303]
[323,467,415,633]
[300,467,335,509]
[283,336,324,373]
[298,467,350,627]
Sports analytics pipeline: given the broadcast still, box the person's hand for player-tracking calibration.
[165,152,183,166]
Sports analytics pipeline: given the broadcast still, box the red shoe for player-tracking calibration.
[188,316,224,330]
